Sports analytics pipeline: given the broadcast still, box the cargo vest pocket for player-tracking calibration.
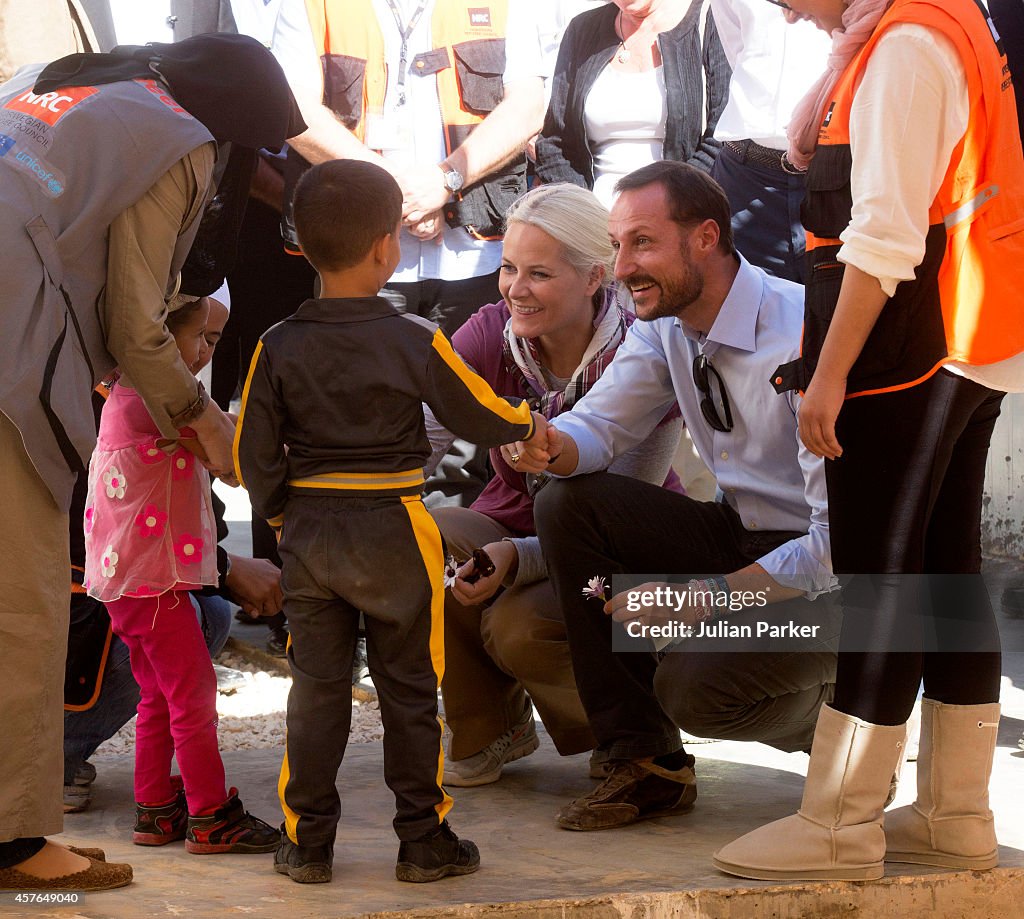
[452,38,505,115]
[322,54,367,130]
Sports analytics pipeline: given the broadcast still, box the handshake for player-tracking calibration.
[501,411,566,474]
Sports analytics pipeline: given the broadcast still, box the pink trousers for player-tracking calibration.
[106,591,226,813]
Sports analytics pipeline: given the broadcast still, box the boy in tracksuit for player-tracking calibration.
[234,160,547,885]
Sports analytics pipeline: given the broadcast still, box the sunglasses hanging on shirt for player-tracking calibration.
[692,353,734,433]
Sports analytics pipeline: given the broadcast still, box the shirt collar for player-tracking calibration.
[677,255,763,355]
[291,296,400,323]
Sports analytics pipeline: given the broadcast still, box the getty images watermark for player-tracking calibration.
[619,583,823,641]
[585,574,841,654]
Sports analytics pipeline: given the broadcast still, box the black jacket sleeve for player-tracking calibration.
[423,329,535,447]
[234,339,289,527]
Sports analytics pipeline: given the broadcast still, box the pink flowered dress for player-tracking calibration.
[83,383,217,602]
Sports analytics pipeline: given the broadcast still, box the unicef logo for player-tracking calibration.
[47,177,64,196]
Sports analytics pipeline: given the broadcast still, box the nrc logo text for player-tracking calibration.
[4,85,98,126]
[468,7,491,28]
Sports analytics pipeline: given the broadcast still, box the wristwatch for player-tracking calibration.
[440,161,464,193]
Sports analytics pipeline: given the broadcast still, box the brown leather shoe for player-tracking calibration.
[66,846,105,861]
[557,757,697,831]
[0,856,132,891]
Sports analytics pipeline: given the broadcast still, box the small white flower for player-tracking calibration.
[582,575,608,601]
[100,545,119,578]
[102,465,127,499]
[443,555,460,590]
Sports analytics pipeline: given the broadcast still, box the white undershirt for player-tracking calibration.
[838,21,1024,392]
[710,0,831,148]
[584,64,667,208]
[108,0,175,45]
[229,0,285,47]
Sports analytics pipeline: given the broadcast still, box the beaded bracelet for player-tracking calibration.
[685,576,731,623]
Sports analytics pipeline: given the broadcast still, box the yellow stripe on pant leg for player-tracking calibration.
[401,495,454,823]
[278,746,301,844]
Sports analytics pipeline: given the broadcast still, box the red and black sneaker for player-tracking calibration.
[133,776,187,846]
[185,788,280,854]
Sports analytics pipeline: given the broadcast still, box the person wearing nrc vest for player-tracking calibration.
[0,34,303,891]
[714,0,1024,882]
[271,0,546,507]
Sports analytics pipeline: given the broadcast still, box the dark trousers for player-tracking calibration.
[535,473,839,758]
[827,369,1004,725]
[277,495,451,845]
[711,142,808,284]
[383,270,502,508]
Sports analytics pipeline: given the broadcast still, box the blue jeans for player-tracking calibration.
[63,593,232,784]
[710,142,808,284]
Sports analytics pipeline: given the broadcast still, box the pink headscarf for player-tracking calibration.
[786,0,895,171]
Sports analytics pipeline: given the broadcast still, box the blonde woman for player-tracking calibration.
[426,184,683,786]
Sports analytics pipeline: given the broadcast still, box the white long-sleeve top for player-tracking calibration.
[837,21,1024,392]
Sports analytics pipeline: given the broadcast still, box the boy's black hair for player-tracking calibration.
[293,159,403,271]
[615,161,735,255]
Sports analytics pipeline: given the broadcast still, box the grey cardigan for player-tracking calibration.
[535,0,731,185]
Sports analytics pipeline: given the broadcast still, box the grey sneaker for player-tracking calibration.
[443,711,539,787]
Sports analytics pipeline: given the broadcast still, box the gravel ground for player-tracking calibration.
[91,650,384,759]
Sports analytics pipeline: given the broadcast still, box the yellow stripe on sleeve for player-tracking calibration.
[431,329,533,430]
[232,339,265,489]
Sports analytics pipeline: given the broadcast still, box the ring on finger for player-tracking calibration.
[509,452,521,464]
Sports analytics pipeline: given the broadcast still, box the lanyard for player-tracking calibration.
[383,0,427,106]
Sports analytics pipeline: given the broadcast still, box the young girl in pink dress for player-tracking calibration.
[84,296,278,855]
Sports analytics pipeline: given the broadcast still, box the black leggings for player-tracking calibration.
[827,370,1004,724]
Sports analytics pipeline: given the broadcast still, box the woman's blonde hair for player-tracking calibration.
[504,183,615,290]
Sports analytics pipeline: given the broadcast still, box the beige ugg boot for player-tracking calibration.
[713,704,906,881]
[885,699,1000,870]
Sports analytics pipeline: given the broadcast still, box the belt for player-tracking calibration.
[724,139,790,173]
[287,468,425,493]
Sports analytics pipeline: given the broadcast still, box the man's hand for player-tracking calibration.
[798,374,846,460]
[189,401,238,485]
[225,554,284,618]
[405,208,446,241]
[398,163,450,225]
[501,412,561,473]
[604,580,698,630]
[451,540,517,606]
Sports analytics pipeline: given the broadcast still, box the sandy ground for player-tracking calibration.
[90,649,384,759]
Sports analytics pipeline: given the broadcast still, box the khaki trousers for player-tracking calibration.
[433,507,595,760]
[0,413,68,840]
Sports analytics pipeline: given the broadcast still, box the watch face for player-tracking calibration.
[445,169,464,192]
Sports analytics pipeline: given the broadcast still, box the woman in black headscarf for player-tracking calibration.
[0,34,302,893]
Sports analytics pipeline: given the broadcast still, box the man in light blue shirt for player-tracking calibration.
[515,161,839,832]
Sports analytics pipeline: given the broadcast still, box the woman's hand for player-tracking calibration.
[798,374,847,460]
[452,540,518,606]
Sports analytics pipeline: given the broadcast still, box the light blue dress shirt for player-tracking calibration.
[553,256,836,598]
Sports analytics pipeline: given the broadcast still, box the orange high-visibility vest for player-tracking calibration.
[291,0,521,242]
[775,0,1024,399]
